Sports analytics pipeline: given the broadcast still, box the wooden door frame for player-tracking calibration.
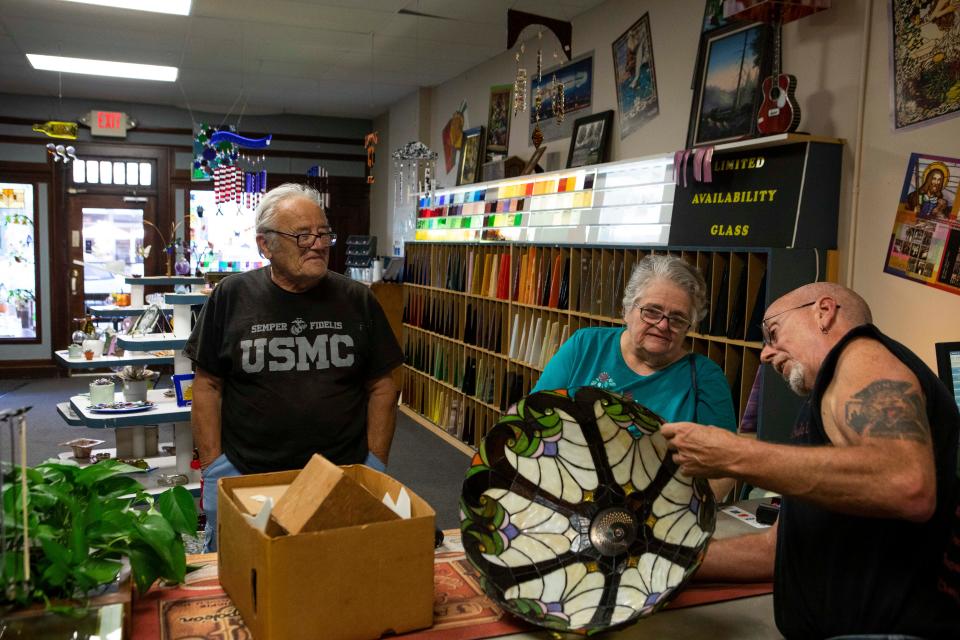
[52,143,171,348]
[66,194,157,324]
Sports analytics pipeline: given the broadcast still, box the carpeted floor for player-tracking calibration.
[0,376,471,529]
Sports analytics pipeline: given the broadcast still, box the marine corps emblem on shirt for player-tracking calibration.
[290,317,308,336]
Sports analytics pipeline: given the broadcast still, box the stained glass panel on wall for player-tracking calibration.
[460,387,715,633]
[0,183,38,340]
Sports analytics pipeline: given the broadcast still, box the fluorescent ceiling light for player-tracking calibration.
[27,54,178,82]
[60,0,191,15]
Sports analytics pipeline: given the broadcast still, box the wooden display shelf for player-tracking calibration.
[88,304,173,317]
[402,241,825,446]
[55,349,174,369]
[125,276,205,286]
[69,389,190,429]
[116,333,188,351]
[163,293,209,305]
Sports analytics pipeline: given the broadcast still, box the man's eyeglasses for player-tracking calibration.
[761,301,840,346]
[632,303,692,332]
[264,229,337,248]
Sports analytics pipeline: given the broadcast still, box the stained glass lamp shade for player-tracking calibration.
[460,387,716,634]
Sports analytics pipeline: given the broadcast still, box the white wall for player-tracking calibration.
[851,0,960,365]
[371,88,432,253]
[373,0,960,366]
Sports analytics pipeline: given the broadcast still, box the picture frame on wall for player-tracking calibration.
[686,21,772,148]
[486,85,512,154]
[457,126,486,186]
[566,110,614,169]
[611,13,659,139]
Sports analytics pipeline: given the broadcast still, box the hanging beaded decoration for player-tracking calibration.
[552,73,565,124]
[513,43,527,116]
[531,30,544,149]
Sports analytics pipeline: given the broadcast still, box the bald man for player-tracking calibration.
[662,283,960,638]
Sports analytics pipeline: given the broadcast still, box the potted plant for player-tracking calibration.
[1,459,197,614]
[116,366,155,403]
[89,377,115,405]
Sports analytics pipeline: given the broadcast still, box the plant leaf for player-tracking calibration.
[76,460,144,487]
[78,557,122,585]
[127,544,163,594]
[156,486,198,536]
[135,513,176,568]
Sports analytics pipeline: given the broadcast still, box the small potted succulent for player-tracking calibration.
[116,366,155,403]
[88,377,115,405]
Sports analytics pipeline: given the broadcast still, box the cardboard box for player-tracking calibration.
[218,456,436,640]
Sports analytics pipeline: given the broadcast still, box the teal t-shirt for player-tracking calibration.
[532,326,737,431]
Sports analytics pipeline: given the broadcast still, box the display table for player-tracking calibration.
[131,506,777,640]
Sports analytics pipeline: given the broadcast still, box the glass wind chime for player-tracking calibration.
[513,30,566,149]
[391,141,438,256]
[208,130,272,212]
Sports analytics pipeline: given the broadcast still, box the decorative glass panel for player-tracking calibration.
[0,183,38,339]
[460,387,715,634]
[86,160,99,184]
[126,162,139,186]
[139,162,151,186]
[99,161,112,185]
[73,160,86,184]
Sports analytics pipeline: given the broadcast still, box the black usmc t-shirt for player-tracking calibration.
[184,267,403,474]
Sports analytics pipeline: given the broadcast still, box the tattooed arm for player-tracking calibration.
[662,338,936,521]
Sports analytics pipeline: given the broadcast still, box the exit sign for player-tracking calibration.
[85,110,131,137]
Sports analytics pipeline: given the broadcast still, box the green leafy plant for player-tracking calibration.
[1,459,197,611]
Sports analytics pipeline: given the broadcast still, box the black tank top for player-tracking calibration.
[774,324,960,639]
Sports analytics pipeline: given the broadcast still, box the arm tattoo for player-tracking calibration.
[843,379,931,443]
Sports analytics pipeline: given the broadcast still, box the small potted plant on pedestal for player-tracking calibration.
[89,377,115,405]
[116,366,155,403]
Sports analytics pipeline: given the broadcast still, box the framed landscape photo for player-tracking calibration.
[686,21,772,148]
[566,110,614,168]
[457,126,486,186]
[486,85,512,154]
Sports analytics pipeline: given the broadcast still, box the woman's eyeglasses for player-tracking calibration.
[632,304,692,332]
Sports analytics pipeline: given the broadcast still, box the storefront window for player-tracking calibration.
[189,190,264,273]
[0,183,38,340]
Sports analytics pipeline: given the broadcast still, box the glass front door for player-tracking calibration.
[81,207,145,307]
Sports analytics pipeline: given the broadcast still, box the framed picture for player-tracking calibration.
[173,373,195,407]
[612,13,659,139]
[457,126,485,186]
[486,85,512,154]
[566,110,614,169]
[529,53,594,144]
[889,0,960,130]
[686,21,772,148]
[129,303,161,336]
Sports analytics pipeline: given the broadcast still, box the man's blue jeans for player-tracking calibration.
[201,453,242,553]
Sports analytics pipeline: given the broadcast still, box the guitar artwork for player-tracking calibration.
[756,19,801,135]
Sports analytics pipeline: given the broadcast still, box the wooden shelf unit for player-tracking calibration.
[401,241,825,448]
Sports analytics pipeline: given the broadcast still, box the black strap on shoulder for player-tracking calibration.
[689,353,699,423]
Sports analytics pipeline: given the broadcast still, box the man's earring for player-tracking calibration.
[820,326,828,334]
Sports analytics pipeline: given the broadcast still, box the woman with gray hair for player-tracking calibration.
[533,254,737,493]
